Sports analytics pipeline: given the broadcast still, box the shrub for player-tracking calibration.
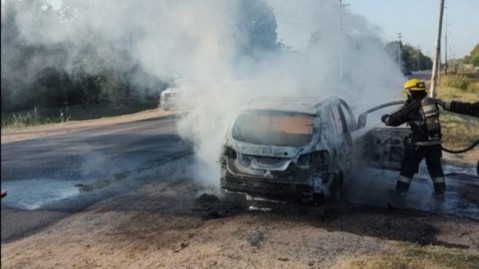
[1,107,61,129]
[440,74,471,91]
[467,81,479,94]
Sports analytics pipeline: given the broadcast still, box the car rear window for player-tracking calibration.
[232,110,315,146]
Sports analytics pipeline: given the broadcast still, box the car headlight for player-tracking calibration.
[222,146,237,160]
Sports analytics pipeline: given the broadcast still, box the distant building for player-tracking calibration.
[463,64,475,70]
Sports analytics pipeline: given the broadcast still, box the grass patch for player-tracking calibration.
[439,111,479,150]
[335,243,479,269]
[440,73,479,93]
[1,109,47,129]
[437,86,479,101]
[1,99,158,129]
[435,86,479,161]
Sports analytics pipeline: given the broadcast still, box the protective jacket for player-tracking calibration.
[444,101,479,118]
[385,98,441,143]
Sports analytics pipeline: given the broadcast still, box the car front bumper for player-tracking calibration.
[221,171,315,202]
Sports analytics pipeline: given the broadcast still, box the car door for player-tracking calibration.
[355,101,409,171]
[329,103,353,175]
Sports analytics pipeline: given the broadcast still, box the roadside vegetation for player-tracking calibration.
[1,100,158,129]
[337,242,479,269]
[440,72,479,93]
[436,72,479,162]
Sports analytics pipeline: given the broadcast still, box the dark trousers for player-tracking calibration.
[400,144,444,178]
[397,143,445,194]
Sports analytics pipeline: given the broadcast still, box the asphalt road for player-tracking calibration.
[1,112,478,242]
[406,70,433,81]
[1,115,192,212]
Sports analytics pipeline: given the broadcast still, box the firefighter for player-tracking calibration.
[435,99,479,175]
[381,79,445,196]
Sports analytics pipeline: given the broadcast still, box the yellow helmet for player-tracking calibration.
[403,79,426,91]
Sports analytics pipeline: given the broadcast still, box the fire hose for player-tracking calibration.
[357,101,479,154]
[441,137,479,154]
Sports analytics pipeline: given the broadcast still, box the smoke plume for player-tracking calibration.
[1,0,404,190]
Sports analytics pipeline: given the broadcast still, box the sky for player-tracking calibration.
[268,0,478,59]
[345,0,479,59]
[42,0,478,59]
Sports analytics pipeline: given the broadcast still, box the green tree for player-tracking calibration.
[384,42,432,71]
[385,41,402,66]
[402,44,433,71]
[1,0,64,111]
[469,44,479,66]
[1,0,280,113]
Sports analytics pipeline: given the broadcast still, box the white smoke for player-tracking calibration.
[2,0,404,190]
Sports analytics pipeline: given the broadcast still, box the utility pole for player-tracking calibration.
[397,33,402,69]
[338,0,348,80]
[453,52,457,72]
[445,22,450,74]
[417,45,421,71]
[443,6,449,75]
[430,0,445,98]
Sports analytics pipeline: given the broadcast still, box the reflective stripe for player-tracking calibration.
[398,176,412,184]
[414,141,441,146]
[432,177,445,183]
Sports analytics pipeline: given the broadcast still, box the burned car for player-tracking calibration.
[160,79,196,111]
[160,86,181,111]
[219,97,357,205]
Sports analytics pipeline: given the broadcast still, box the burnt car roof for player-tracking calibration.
[241,96,339,115]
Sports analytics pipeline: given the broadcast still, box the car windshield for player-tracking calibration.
[232,110,315,146]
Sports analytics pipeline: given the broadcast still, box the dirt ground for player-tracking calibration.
[1,110,479,269]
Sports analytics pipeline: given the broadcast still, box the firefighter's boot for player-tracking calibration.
[432,177,446,197]
[395,176,412,196]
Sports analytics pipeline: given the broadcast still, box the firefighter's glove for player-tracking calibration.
[381,114,390,125]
